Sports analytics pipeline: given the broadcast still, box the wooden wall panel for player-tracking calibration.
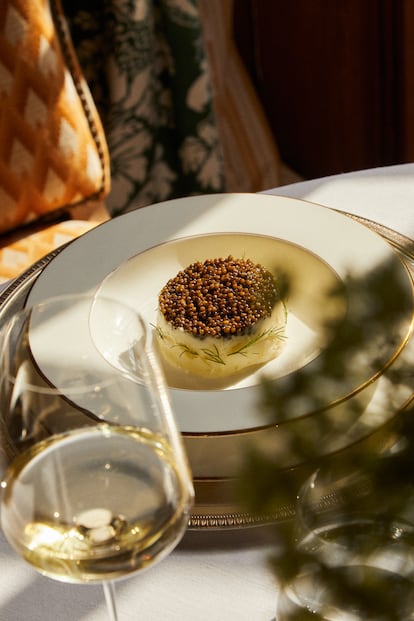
[401,0,414,161]
[234,0,411,179]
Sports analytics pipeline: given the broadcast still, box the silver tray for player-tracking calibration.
[0,213,413,530]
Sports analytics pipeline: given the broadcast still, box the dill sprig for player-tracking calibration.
[200,345,225,365]
[228,326,286,357]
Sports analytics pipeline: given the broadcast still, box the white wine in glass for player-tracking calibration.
[0,294,194,620]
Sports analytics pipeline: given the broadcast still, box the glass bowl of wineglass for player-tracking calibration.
[276,462,414,621]
[0,293,194,620]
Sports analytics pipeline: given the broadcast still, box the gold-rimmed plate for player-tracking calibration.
[16,193,414,526]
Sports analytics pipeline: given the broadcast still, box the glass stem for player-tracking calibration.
[103,581,118,621]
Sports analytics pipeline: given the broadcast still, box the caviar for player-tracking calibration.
[159,256,279,338]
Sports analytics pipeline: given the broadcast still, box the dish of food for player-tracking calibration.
[23,194,414,483]
[156,255,287,379]
[98,231,344,396]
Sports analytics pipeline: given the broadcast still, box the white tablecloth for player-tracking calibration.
[1,163,413,620]
[265,162,414,238]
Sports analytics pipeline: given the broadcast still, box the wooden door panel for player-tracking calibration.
[234,1,411,179]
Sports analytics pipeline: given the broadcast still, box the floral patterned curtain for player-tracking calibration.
[61,0,283,217]
[61,0,224,216]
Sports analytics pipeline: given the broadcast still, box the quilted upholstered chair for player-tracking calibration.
[0,0,291,285]
[0,0,111,283]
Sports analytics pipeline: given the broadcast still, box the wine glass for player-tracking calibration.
[0,293,194,620]
[276,463,414,620]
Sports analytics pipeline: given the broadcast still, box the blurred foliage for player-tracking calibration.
[236,249,414,620]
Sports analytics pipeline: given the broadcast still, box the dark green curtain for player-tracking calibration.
[62,0,226,216]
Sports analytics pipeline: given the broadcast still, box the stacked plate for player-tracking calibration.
[1,194,413,528]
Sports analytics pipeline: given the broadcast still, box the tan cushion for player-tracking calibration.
[0,0,110,234]
[0,219,98,282]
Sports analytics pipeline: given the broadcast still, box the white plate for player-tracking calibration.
[25,194,414,471]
